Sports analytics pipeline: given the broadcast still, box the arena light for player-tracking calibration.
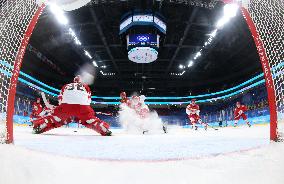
[99,70,115,76]
[224,3,239,18]
[210,29,217,37]
[188,61,194,67]
[100,70,105,75]
[101,65,107,69]
[216,17,229,28]
[68,28,76,37]
[49,3,68,25]
[195,51,202,58]
[179,64,185,69]
[74,37,81,45]
[92,61,98,67]
[68,28,82,45]
[216,4,239,28]
[84,50,92,59]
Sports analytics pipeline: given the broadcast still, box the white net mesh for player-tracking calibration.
[0,0,39,143]
[241,0,284,139]
[0,0,283,142]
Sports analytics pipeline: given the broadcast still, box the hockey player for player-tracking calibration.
[120,91,130,105]
[132,95,149,119]
[30,98,43,120]
[32,75,112,136]
[129,96,141,112]
[133,95,167,134]
[128,95,150,119]
[186,99,207,130]
[234,102,251,127]
[38,92,55,117]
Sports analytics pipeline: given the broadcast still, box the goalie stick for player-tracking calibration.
[41,92,55,109]
[96,112,113,116]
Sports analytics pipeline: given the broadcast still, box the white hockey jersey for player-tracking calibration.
[58,82,91,105]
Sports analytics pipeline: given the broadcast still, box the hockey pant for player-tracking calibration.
[188,114,208,127]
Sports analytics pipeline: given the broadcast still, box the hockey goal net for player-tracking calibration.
[238,0,284,140]
[0,0,44,143]
[0,0,283,143]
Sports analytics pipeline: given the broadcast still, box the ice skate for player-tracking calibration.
[104,130,112,136]
[32,126,41,134]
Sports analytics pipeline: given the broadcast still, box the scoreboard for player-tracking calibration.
[127,34,159,49]
[119,11,166,63]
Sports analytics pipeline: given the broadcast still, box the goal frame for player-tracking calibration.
[240,7,278,141]
[4,3,45,143]
[1,0,280,143]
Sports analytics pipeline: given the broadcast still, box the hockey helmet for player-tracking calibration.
[131,95,140,104]
[139,95,146,102]
[73,75,82,83]
[120,91,126,98]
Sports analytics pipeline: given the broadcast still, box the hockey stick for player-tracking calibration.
[207,123,218,130]
[96,112,113,116]
[41,92,55,109]
[198,119,218,130]
[234,113,242,120]
[201,121,218,130]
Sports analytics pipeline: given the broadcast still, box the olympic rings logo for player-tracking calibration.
[137,36,149,42]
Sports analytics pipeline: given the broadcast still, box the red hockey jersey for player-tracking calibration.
[31,102,43,117]
[234,105,247,117]
[186,104,200,115]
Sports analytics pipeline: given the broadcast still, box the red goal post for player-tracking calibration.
[231,0,284,141]
[0,0,283,143]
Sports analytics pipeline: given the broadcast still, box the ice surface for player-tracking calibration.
[13,125,269,160]
[1,124,283,184]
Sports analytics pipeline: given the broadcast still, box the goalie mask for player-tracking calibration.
[73,75,82,83]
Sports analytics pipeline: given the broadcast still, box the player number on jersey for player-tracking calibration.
[66,83,84,91]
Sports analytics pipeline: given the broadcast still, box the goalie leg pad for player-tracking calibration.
[81,117,111,136]
[32,116,65,134]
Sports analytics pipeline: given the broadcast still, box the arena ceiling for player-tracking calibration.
[22,0,262,97]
